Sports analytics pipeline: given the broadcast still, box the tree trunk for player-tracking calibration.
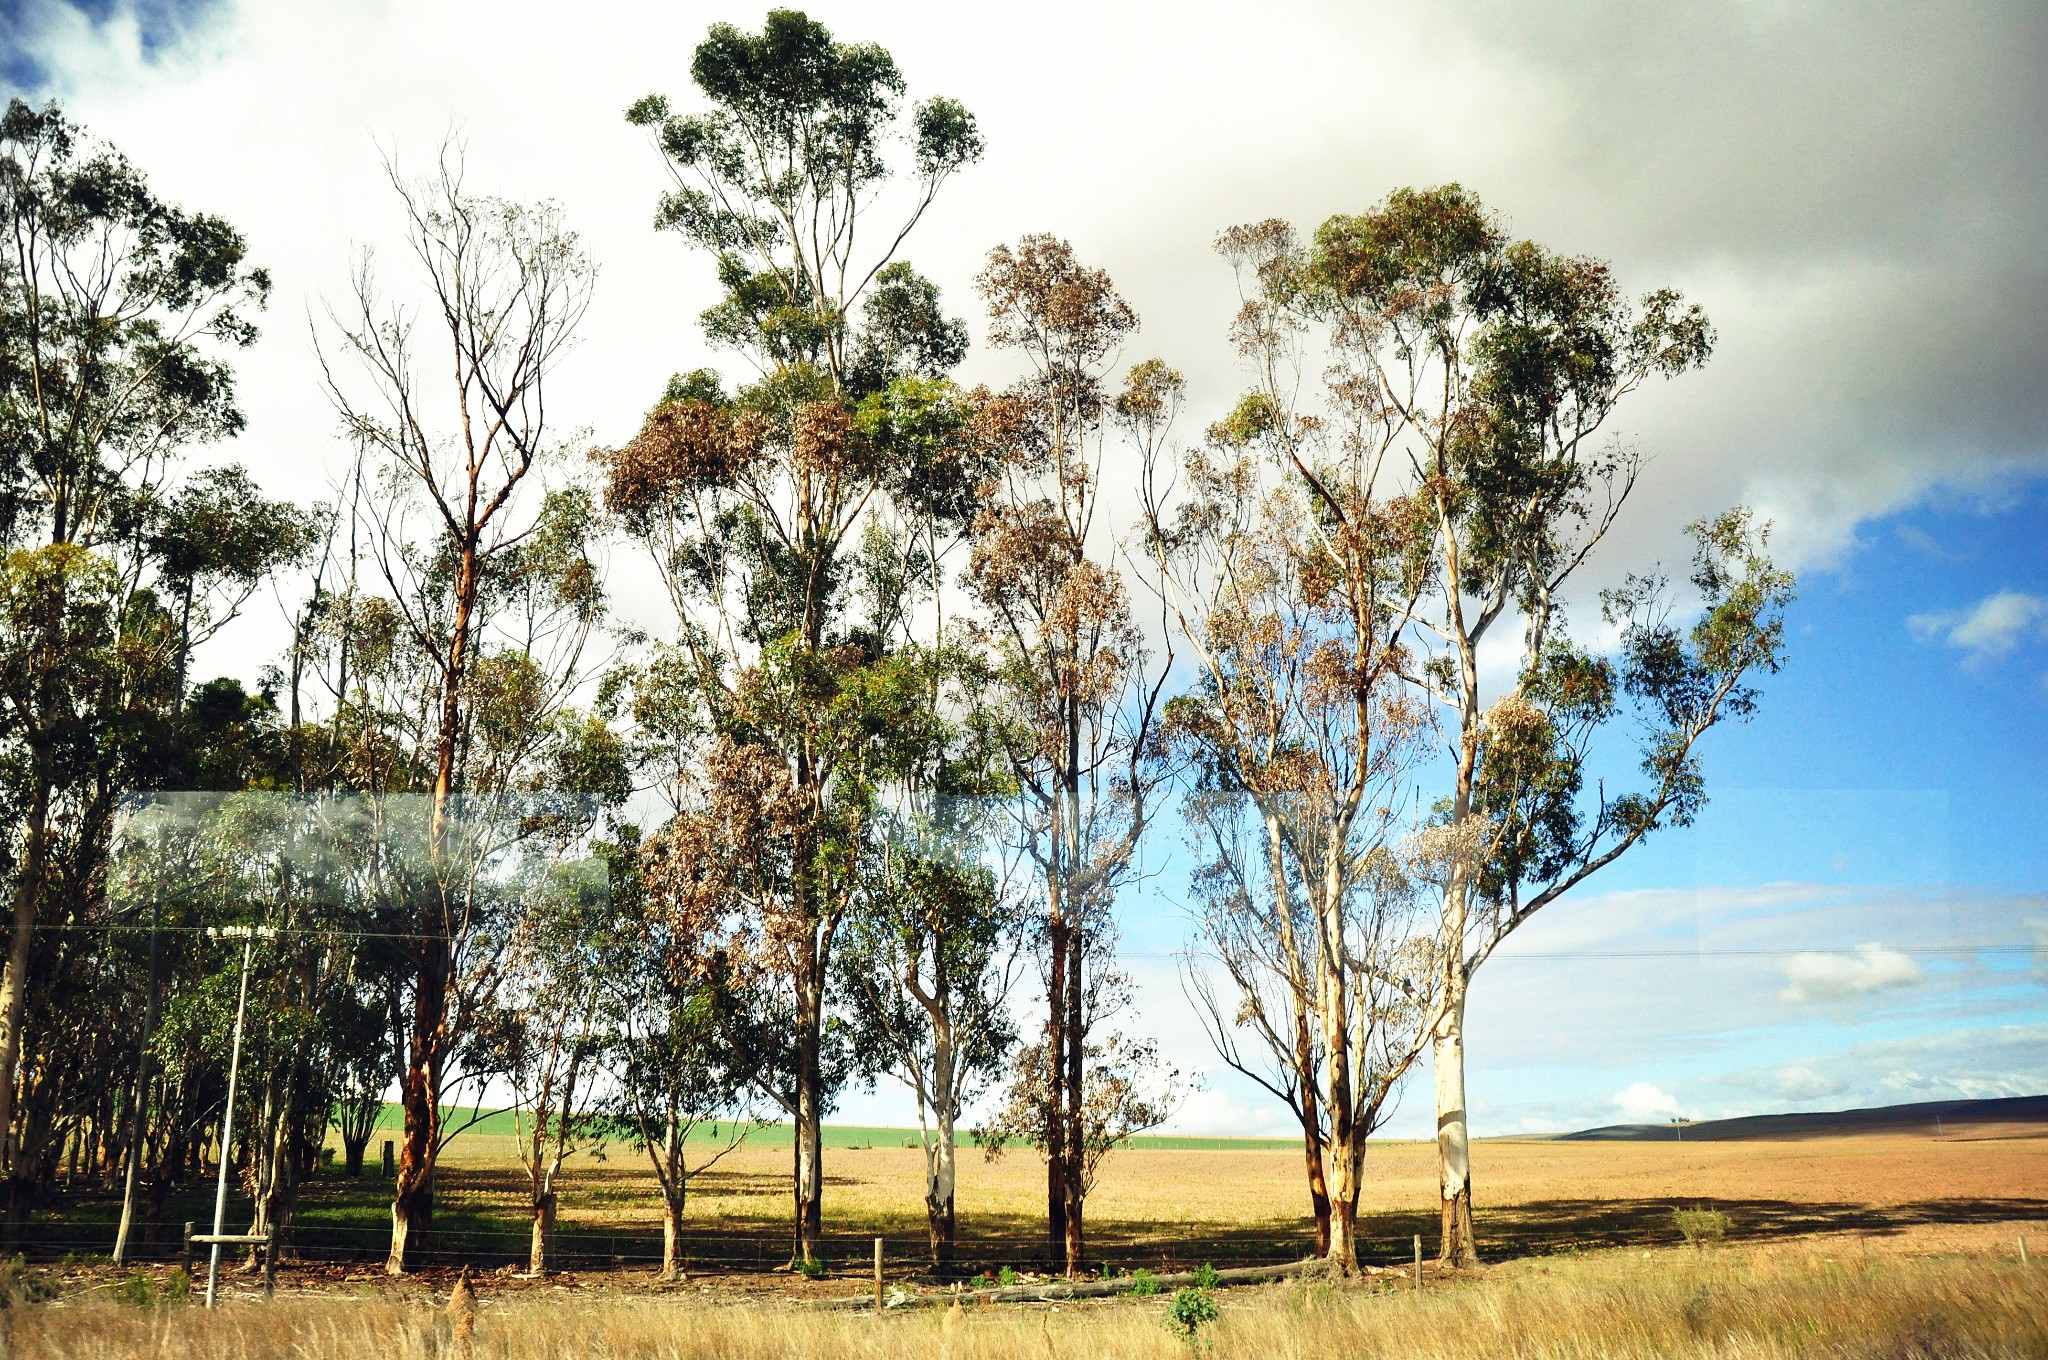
[1043,912,1067,1267]
[1060,919,1085,1278]
[661,1184,686,1280]
[0,777,51,1217]
[926,1128,957,1270]
[1434,988,1477,1266]
[924,1039,958,1270]
[529,1189,555,1275]
[1300,1115,1332,1258]
[386,969,443,1275]
[111,897,163,1264]
[794,977,824,1266]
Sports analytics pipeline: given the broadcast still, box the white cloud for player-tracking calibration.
[1908,590,2048,662]
[1778,944,1926,1005]
[1768,1063,1843,1101]
[1613,1081,1681,1121]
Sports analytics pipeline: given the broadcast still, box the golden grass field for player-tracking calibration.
[9,1123,2044,1357]
[382,1122,2048,1274]
[17,1232,2048,1359]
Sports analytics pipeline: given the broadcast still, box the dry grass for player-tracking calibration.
[16,1237,2047,1359]
[355,1129,2048,1269]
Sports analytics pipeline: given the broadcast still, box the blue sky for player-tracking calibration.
[7,0,2044,1139]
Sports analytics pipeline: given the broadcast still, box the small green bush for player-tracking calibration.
[0,1255,57,1308]
[1674,1205,1731,1248]
[995,1264,1020,1286]
[796,1255,829,1280]
[1193,1261,1220,1289]
[112,1270,159,1308]
[1166,1286,1221,1348]
[163,1266,192,1305]
[1128,1267,1162,1297]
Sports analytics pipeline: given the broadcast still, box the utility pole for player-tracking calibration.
[205,925,270,1308]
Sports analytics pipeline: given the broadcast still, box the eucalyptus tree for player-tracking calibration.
[607,7,982,1266]
[603,826,758,1281]
[966,236,1177,1274]
[479,852,619,1275]
[320,154,616,1272]
[832,647,1019,1269]
[1144,415,1438,1271]
[1218,188,1793,1265]
[0,98,272,1222]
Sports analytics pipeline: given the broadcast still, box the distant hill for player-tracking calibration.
[1557,1094,2048,1142]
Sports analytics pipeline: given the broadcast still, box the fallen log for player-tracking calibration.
[806,1256,1392,1310]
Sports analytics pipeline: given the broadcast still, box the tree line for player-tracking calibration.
[0,9,1792,1282]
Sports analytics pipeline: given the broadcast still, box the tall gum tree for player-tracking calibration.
[1234,186,1792,1265]
[967,236,1176,1275]
[320,155,610,1273]
[1143,229,1439,1270]
[608,7,982,1266]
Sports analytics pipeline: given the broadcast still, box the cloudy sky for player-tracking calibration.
[5,0,2044,1138]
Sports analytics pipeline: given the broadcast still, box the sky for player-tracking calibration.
[4,0,2044,1140]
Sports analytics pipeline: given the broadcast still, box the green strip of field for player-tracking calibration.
[367,1103,1296,1152]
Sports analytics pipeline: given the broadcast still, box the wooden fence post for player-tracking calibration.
[182,1222,195,1277]
[873,1236,884,1313]
[1414,1234,1422,1293]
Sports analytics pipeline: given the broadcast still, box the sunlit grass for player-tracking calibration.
[18,1239,2047,1359]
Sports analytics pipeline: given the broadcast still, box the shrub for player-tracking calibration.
[0,1255,57,1308]
[112,1271,159,1308]
[1128,1267,1161,1297]
[995,1264,1020,1287]
[1193,1261,1220,1289]
[796,1256,829,1280]
[1674,1205,1731,1248]
[1166,1286,1221,1348]
[163,1266,192,1305]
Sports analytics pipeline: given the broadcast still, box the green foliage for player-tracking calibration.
[995,1264,1021,1286]
[162,1267,192,1305]
[1193,1261,1220,1289]
[112,1270,161,1308]
[1128,1267,1162,1296]
[1165,1285,1221,1346]
[0,1255,56,1308]
[1674,1206,1731,1248]
[797,1255,830,1280]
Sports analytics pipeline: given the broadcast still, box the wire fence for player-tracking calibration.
[8,1217,1362,1273]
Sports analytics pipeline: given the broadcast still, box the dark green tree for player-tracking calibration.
[0,98,269,1226]
[607,7,983,1266]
